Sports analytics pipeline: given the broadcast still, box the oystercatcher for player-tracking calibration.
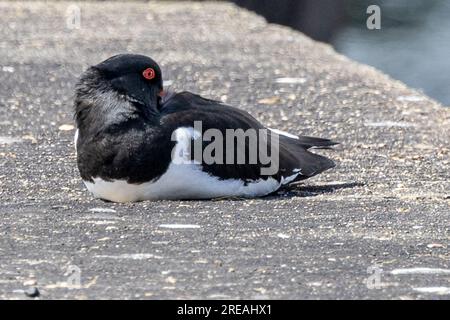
[74,54,337,202]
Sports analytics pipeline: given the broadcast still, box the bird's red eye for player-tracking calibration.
[142,68,156,80]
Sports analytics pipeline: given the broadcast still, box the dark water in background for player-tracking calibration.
[232,0,450,106]
[332,0,450,106]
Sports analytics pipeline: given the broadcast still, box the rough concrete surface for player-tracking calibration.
[0,1,449,299]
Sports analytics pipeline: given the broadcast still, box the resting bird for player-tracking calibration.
[74,54,337,202]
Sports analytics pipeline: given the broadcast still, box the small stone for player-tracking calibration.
[23,279,37,286]
[22,135,37,144]
[165,276,177,284]
[258,96,280,105]
[275,77,306,84]
[89,207,116,213]
[2,66,15,73]
[308,281,323,287]
[25,287,40,298]
[254,287,267,294]
[194,258,208,264]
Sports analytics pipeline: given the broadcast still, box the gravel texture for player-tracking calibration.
[0,1,449,299]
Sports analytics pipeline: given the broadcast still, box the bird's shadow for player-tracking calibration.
[209,181,364,202]
[264,181,365,200]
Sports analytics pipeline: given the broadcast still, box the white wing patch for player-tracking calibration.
[83,127,284,202]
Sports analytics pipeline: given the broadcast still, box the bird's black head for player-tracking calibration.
[93,54,163,110]
[75,54,165,130]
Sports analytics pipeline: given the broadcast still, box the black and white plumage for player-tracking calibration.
[74,54,337,202]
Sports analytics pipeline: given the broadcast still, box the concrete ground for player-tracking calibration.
[0,1,449,299]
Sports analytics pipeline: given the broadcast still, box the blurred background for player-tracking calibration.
[229,0,450,106]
